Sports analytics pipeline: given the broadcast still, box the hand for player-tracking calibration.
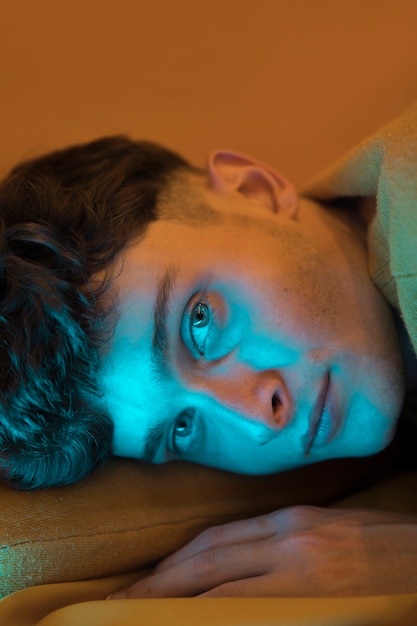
[108,505,417,599]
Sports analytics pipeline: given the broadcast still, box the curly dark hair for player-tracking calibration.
[0,136,192,489]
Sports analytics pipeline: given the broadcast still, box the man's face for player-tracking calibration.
[100,161,404,475]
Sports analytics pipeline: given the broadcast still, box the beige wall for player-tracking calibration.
[1,0,417,186]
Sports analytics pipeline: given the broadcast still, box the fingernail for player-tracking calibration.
[106,591,127,600]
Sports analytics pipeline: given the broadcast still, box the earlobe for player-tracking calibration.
[207,149,298,218]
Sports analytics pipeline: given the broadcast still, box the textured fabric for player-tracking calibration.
[0,451,401,599]
[2,581,417,626]
[304,101,417,355]
[2,468,417,625]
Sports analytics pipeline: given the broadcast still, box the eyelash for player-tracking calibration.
[188,294,218,357]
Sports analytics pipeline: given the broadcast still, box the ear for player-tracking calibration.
[207,149,298,218]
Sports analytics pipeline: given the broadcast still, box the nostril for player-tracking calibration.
[271,391,290,428]
[271,392,281,416]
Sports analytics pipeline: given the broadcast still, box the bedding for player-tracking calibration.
[2,464,417,625]
[0,447,405,598]
[304,100,417,354]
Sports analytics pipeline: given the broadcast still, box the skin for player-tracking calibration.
[101,150,413,598]
[100,150,405,474]
[109,506,417,599]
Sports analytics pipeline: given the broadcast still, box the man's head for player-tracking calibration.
[0,137,405,489]
[102,149,405,475]
[0,136,194,489]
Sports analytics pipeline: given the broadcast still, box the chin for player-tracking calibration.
[313,416,400,465]
[345,413,401,459]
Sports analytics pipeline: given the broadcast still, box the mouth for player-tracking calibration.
[304,372,334,455]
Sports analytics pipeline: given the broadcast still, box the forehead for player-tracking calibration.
[99,233,170,458]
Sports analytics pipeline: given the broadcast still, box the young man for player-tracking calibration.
[1,103,416,596]
[102,150,406,475]
[106,104,417,600]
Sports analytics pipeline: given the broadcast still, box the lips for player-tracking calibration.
[304,372,331,455]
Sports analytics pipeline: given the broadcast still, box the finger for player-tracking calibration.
[199,574,286,598]
[198,570,326,598]
[155,511,280,573]
[155,506,330,574]
[110,538,277,599]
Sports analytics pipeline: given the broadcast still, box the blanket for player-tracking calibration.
[303,101,417,355]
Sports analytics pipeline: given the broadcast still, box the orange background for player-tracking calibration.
[1,0,417,186]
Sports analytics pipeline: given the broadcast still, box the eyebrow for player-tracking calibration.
[151,264,178,384]
[142,265,178,462]
[143,422,166,463]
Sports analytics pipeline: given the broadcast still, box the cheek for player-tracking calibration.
[255,246,346,349]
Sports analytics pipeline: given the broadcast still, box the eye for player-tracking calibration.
[189,300,212,356]
[171,410,199,454]
[191,302,210,327]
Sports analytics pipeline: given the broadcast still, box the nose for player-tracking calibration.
[191,365,293,431]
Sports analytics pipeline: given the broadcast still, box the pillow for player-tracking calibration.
[0,427,409,600]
